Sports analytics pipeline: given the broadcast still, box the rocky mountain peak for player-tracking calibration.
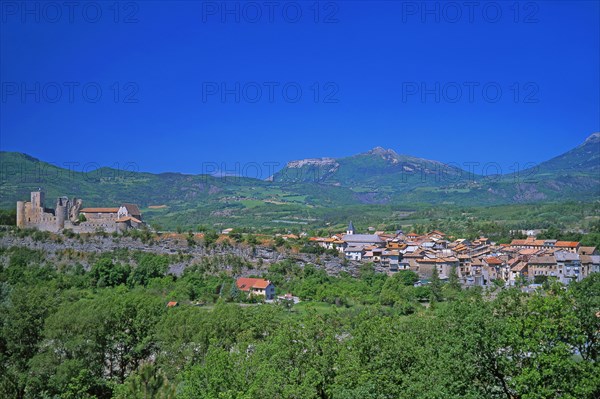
[583,132,600,144]
[367,147,401,163]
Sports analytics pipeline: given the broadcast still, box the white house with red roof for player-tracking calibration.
[236,277,275,300]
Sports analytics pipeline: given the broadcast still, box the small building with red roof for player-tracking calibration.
[236,277,276,300]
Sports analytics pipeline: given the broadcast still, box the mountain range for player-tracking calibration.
[1,133,598,229]
[272,133,600,203]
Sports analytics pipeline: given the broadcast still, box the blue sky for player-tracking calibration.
[1,0,599,177]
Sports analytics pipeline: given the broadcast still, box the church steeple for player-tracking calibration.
[347,221,355,235]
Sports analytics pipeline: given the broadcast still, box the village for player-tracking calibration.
[307,221,600,288]
[10,191,600,300]
[202,222,600,304]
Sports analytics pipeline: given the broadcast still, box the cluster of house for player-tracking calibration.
[310,223,600,286]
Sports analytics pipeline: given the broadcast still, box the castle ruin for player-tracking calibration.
[17,190,144,233]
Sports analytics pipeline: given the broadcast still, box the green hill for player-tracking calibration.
[0,152,360,229]
[1,133,598,229]
[493,132,600,202]
[531,132,600,174]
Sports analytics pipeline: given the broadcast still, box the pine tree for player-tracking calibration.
[448,266,461,291]
[430,266,443,302]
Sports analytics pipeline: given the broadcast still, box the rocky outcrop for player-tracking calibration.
[0,233,357,277]
[285,158,339,169]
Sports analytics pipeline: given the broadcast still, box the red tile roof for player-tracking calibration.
[484,257,503,265]
[555,241,580,247]
[428,230,446,236]
[511,239,546,246]
[236,277,272,291]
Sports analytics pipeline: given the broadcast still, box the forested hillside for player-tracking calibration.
[1,243,598,399]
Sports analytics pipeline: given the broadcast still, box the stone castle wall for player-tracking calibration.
[18,199,60,232]
[68,221,120,234]
[17,191,128,234]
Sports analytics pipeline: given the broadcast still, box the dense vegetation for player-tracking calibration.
[1,246,599,398]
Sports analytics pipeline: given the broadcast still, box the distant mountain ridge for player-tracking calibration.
[526,132,600,174]
[273,145,466,188]
[274,133,599,201]
[1,133,598,228]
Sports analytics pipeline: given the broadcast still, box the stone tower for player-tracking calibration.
[31,190,45,208]
[16,201,25,228]
[55,197,69,230]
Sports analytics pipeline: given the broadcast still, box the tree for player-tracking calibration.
[429,266,443,303]
[89,259,130,288]
[0,285,58,399]
[442,266,462,302]
[29,287,166,396]
[203,231,219,247]
[397,270,419,286]
[0,209,17,225]
[228,282,241,302]
[60,368,103,399]
[128,254,169,287]
[569,273,600,361]
[447,266,461,291]
[186,232,196,247]
[280,297,294,312]
[229,232,243,243]
[534,275,548,285]
[114,363,176,399]
[506,286,599,398]
[379,272,417,308]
